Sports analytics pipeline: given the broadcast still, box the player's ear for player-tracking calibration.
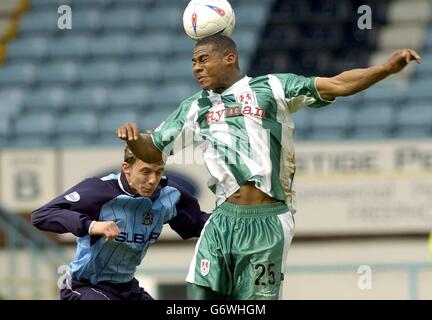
[122,162,131,175]
[224,52,237,66]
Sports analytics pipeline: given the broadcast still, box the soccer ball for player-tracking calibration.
[183,0,235,41]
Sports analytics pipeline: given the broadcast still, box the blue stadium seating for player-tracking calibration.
[2,0,429,147]
[350,128,391,140]
[65,86,108,111]
[309,106,352,131]
[36,61,78,85]
[0,63,36,87]
[395,103,432,129]
[101,8,144,31]
[352,103,395,130]
[47,35,90,59]
[55,112,98,136]
[22,87,66,113]
[119,59,162,83]
[98,111,139,135]
[7,36,48,61]
[15,113,56,137]
[0,89,24,118]
[106,85,151,111]
[77,60,120,83]
[90,34,131,58]
[19,10,59,34]
[68,9,102,33]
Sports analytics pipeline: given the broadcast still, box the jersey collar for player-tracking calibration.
[213,74,251,96]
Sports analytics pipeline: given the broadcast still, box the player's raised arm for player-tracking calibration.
[316,49,422,101]
[117,122,163,163]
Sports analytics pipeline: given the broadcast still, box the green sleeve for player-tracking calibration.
[273,73,334,112]
[151,98,195,156]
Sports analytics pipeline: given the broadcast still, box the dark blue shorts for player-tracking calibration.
[60,278,154,300]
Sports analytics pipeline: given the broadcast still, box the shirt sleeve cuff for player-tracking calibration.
[88,220,96,235]
[313,77,335,104]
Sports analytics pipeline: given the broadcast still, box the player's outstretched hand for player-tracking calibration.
[90,221,121,241]
[117,122,140,141]
[384,49,422,74]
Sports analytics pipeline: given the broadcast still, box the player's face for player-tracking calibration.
[192,44,230,91]
[122,160,164,197]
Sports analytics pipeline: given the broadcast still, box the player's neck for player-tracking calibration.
[214,72,243,94]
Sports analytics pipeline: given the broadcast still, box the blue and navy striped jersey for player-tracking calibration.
[32,172,209,284]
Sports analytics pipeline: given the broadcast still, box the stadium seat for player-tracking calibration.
[350,128,391,140]
[414,51,432,77]
[23,87,65,113]
[36,61,77,84]
[352,103,395,130]
[19,10,59,34]
[65,86,108,111]
[0,89,24,118]
[0,63,36,87]
[235,3,270,29]
[150,84,197,109]
[0,117,11,138]
[14,113,55,136]
[395,103,432,129]
[393,127,431,139]
[47,35,90,59]
[98,111,139,135]
[13,136,51,148]
[293,108,312,132]
[106,85,151,111]
[232,29,260,56]
[89,34,131,58]
[170,37,195,56]
[139,109,175,130]
[54,135,94,147]
[309,106,352,131]
[119,59,162,82]
[362,82,403,104]
[141,7,182,31]
[69,9,102,33]
[307,128,348,141]
[101,8,143,31]
[77,60,120,84]
[404,78,432,102]
[30,0,72,8]
[130,33,173,57]
[93,134,126,146]
[7,36,48,60]
[425,28,432,49]
[55,112,98,136]
[162,58,194,81]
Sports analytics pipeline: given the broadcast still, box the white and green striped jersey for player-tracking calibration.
[152,74,332,210]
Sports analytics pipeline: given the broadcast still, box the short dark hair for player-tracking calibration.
[195,34,238,56]
[124,145,137,165]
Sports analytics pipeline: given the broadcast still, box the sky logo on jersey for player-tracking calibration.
[64,191,80,202]
[206,5,225,16]
[192,13,198,34]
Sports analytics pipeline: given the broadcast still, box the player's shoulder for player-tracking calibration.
[76,175,121,194]
[179,90,203,107]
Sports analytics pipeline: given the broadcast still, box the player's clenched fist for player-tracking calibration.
[117,122,140,141]
[89,221,121,241]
